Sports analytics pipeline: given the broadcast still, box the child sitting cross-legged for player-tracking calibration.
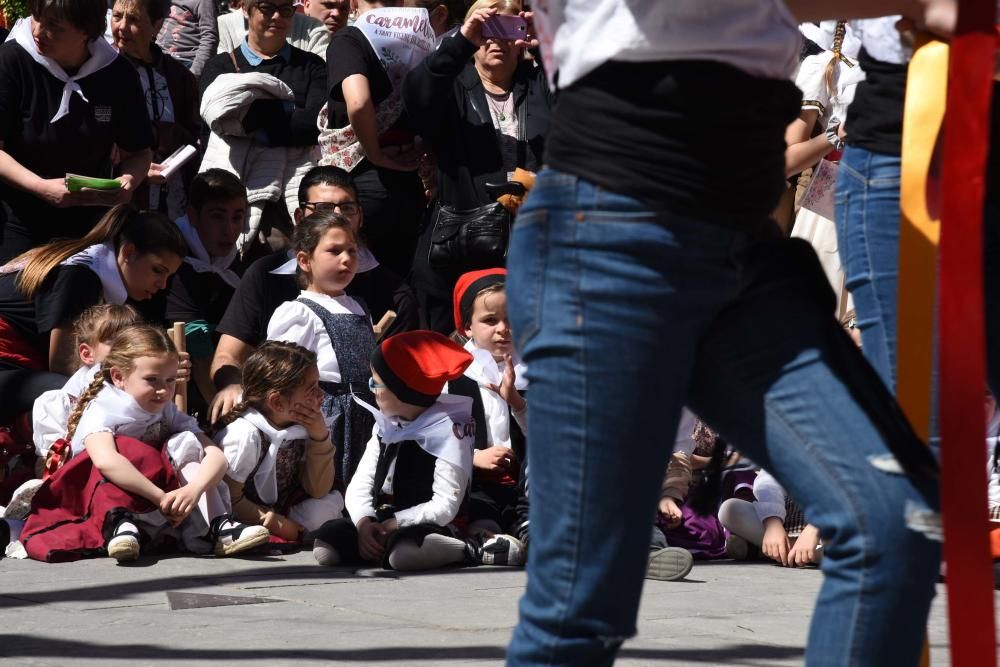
[214,341,344,543]
[311,331,477,571]
[18,325,268,562]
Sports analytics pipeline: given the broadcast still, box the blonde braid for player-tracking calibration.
[824,21,848,95]
[66,370,110,442]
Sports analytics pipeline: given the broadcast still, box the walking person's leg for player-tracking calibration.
[689,238,940,666]
[505,169,744,666]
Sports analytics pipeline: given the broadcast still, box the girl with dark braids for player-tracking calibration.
[19,325,268,562]
[214,341,341,543]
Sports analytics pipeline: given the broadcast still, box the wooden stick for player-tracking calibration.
[372,310,396,341]
[170,322,188,413]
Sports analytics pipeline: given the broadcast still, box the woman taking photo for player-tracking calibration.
[402,0,552,333]
[0,204,187,419]
[0,0,154,262]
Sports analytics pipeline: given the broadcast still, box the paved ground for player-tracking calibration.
[0,550,966,666]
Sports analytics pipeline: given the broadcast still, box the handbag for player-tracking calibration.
[428,201,512,270]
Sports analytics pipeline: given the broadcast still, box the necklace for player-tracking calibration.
[485,90,513,123]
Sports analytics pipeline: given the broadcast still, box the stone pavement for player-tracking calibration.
[0,551,960,666]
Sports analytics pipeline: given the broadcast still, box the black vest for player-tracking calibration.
[370,437,439,512]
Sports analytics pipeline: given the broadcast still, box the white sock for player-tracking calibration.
[115,521,138,536]
[313,539,342,566]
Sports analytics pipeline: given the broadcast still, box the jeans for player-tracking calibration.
[505,169,940,666]
[834,146,902,393]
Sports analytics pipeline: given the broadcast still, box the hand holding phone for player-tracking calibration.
[482,14,527,42]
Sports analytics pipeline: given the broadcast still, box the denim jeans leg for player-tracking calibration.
[688,239,940,667]
[835,146,903,392]
[505,170,741,666]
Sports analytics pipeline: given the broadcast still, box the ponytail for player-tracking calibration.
[66,369,110,442]
[823,21,847,96]
[8,205,189,298]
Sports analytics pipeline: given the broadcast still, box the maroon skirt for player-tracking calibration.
[20,436,180,563]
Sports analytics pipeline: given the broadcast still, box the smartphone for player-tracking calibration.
[483,15,527,42]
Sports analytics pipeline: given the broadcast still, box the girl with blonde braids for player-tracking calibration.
[214,341,342,543]
[19,325,268,563]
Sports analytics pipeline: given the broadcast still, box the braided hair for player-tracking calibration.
[65,325,178,442]
[212,341,319,432]
[823,21,848,96]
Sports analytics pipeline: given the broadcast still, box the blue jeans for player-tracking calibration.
[835,146,902,393]
[505,169,940,666]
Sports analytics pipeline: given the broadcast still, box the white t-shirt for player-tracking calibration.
[266,291,370,383]
[535,0,801,88]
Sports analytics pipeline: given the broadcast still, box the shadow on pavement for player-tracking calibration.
[0,635,804,663]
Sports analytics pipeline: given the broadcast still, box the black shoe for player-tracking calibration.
[0,518,10,559]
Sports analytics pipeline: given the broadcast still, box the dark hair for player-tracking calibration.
[213,341,318,431]
[29,0,109,40]
[7,205,189,298]
[412,0,467,28]
[292,209,358,288]
[189,169,248,212]
[297,166,358,205]
[112,0,172,26]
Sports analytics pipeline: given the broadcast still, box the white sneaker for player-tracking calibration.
[107,521,141,562]
[211,516,270,557]
[480,534,526,567]
[3,478,43,520]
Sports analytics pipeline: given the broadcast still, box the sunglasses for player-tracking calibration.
[255,2,296,18]
[300,200,360,216]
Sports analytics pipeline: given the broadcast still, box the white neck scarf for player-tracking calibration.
[269,245,379,276]
[61,242,128,305]
[354,394,474,478]
[173,216,241,289]
[239,408,309,506]
[462,341,529,391]
[12,17,120,124]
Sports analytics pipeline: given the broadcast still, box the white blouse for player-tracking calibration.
[32,364,99,457]
[215,408,309,506]
[266,291,370,383]
[70,383,204,468]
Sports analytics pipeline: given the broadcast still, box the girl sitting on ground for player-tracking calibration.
[214,341,342,543]
[19,325,268,562]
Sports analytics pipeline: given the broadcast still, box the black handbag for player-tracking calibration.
[428,201,512,270]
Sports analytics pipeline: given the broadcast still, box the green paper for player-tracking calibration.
[65,174,122,192]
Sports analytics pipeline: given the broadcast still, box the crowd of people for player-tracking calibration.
[0,0,995,660]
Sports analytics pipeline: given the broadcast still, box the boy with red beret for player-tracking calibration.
[310,331,478,570]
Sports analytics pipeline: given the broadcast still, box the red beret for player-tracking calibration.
[453,268,507,332]
[371,331,473,407]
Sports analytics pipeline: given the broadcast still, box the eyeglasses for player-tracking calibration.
[368,377,386,392]
[255,2,296,18]
[300,201,360,216]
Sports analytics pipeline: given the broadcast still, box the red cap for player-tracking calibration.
[453,268,507,332]
[371,331,474,407]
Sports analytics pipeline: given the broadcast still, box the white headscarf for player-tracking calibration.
[11,17,120,124]
[173,216,241,289]
[354,394,474,478]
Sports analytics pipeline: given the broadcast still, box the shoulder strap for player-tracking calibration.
[228,48,241,73]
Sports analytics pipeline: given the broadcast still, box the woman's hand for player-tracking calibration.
[658,497,683,529]
[762,517,791,566]
[147,162,168,185]
[515,11,540,50]
[460,6,497,47]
